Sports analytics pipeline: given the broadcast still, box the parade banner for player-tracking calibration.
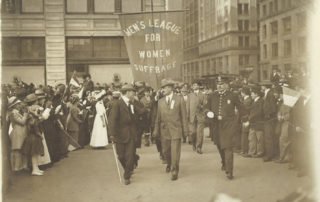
[282,86,301,107]
[119,11,184,89]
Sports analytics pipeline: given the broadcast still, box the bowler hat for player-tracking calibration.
[160,79,175,88]
[120,84,135,93]
[24,94,38,103]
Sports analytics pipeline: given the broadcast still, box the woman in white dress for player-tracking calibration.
[90,90,109,148]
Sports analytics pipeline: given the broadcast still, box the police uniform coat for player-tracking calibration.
[206,90,241,149]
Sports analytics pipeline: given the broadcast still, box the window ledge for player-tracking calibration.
[65,14,119,19]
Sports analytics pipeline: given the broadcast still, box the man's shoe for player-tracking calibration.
[166,165,171,173]
[242,153,252,158]
[124,179,130,185]
[226,173,234,180]
[196,148,203,154]
[171,175,178,181]
[192,145,196,151]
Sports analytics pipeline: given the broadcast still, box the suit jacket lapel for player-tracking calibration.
[120,98,130,114]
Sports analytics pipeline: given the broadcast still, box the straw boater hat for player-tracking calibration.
[24,94,38,103]
[160,79,175,88]
[35,89,46,99]
[8,96,22,109]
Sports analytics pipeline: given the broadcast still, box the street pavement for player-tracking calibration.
[4,129,313,202]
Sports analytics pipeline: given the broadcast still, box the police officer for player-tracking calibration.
[205,76,241,180]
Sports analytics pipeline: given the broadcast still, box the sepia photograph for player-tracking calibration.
[1,0,320,201]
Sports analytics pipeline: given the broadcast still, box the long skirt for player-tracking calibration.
[22,134,44,157]
[38,133,51,165]
[10,150,28,172]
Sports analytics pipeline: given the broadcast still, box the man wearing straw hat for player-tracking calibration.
[153,79,188,181]
[108,84,137,185]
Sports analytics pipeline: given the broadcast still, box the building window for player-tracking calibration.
[66,0,121,13]
[269,2,273,15]
[2,37,19,60]
[66,0,88,13]
[298,37,306,55]
[243,4,249,15]
[245,36,249,47]
[263,44,267,58]
[21,0,43,13]
[238,20,243,31]
[271,21,278,35]
[284,39,291,57]
[263,24,267,38]
[244,20,249,31]
[239,55,249,66]
[283,17,291,33]
[263,5,267,17]
[272,42,278,58]
[224,22,228,32]
[1,0,18,14]
[2,37,45,63]
[21,38,46,59]
[94,0,115,13]
[274,0,278,12]
[238,36,243,47]
[238,3,242,15]
[263,70,268,80]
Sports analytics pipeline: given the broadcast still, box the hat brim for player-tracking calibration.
[8,100,22,109]
[120,87,135,92]
[25,97,38,103]
[161,83,175,88]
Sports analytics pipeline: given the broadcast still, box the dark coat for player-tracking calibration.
[153,94,188,140]
[206,90,241,149]
[249,97,264,131]
[108,98,137,144]
[66,104,82,131]
[239,96,252,123]
[263,89,277,120]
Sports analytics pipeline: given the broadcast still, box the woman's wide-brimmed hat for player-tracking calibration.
[24,94,38,103]
[8,96,22,109]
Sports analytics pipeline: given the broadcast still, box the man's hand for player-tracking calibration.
[110,136,116,143]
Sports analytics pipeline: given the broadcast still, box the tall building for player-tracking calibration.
[182,0,259,83]
[1,0,182,86]
[258,0,312,81]
[182,0,199,84]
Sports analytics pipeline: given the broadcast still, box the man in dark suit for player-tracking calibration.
[239,86,252,156]
[108,84,137,185]
[82,74,94,99]
[205,76,241,180]
[245,85,264,157]
[260,81,277,162]
[153,79,188,181]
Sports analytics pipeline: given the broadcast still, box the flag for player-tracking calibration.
[119,10,184,89]
[69,75,80,88]
[282,86,300,107]
[78,87,84,99]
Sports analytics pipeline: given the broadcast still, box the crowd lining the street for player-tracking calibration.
[2,68,311,182]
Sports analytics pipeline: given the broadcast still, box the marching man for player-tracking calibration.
[205,76,241,180]
[153,79,188,181]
